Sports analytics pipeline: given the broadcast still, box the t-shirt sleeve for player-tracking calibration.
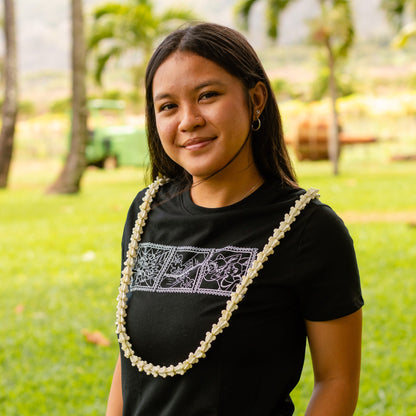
[294,202,364,321]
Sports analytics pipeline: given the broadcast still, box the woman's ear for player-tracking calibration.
[249,81,268,119]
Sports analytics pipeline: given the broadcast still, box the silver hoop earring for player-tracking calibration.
[252,117,261,131]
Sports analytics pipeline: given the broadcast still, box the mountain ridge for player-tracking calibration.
[12,0,393,73]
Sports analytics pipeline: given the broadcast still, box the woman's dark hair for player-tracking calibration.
[145,22,297,188]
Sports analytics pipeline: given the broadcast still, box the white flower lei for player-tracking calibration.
[116,176,320,378]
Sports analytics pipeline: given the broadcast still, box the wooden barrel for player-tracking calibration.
[285,117,378,161]
[294,118,340,161]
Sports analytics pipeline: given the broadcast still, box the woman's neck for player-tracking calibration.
[189,168,264,208]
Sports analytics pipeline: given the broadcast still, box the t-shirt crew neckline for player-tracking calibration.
[180,181,269,215]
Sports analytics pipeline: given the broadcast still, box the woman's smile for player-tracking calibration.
[182,136,217,151]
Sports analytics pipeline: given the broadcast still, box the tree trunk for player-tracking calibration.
[325,37,340,176]
[47,0,87,194]
[0,0,18,188]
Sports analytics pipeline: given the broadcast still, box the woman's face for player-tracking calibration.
[152,51,262,183]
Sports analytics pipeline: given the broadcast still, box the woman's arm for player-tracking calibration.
[305,308,362,416]
[106,353,123,416]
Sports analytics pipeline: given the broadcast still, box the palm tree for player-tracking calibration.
[88,0,195,90]
[47,0,88,194]
[235,0,355,175]
[308,0,354,175]
[0,0,18,188]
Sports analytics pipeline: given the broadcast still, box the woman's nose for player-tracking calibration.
[179,106,205,131]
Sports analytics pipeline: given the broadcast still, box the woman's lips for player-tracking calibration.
[182,137,216,151]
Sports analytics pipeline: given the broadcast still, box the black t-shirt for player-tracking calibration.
[119,180,363,416]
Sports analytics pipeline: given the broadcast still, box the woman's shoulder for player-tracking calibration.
[128,180,179,210]
[306,197,350,236]
[264,181,353,245]
[294,196,356,269]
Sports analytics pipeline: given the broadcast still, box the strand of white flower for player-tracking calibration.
[116,180,319,378]
[115,176,168,364]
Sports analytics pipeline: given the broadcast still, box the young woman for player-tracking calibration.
[106,22,363,416]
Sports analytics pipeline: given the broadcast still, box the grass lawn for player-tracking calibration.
[291,148,416,415]
[1,144,416,415]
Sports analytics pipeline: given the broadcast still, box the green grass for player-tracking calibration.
[0,166,146,415]
[291,222,416,415]
[1,147,416,415]
[291,150,416,414]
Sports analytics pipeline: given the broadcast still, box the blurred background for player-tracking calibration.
[0,0,415,415]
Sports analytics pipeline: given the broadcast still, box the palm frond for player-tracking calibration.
[234,0,258,30]
[158,8,197,23]
[94,45,123,84]
[266,0,293,39]
[157,8,198,35]
[87,0,199,89]
[87,23,117,51]
[393,21,416,47]
[380,0,407,30]
[333,0,354,57]
[92,3,127,20]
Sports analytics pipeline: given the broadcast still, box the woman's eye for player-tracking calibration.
[159,103,176,112]
[200,91,218,101]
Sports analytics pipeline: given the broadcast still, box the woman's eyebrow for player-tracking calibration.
[194,79,225,90]
[154,80,225,102]
[154,92,172,102]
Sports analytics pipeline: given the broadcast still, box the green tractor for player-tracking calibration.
[85,99,149,168]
